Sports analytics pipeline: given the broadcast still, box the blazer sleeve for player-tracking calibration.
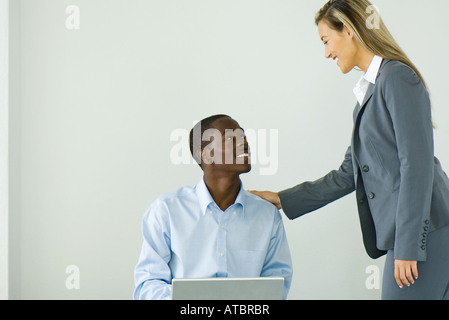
[278,146,355,220]
[382,65,434,261]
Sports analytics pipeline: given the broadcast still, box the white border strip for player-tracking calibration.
[0,0,9,300]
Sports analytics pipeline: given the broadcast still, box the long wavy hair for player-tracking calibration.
[315,0,427,89]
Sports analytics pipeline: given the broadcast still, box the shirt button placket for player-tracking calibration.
[216,211,228,277]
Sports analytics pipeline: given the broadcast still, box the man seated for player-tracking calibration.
[133,114,293,300]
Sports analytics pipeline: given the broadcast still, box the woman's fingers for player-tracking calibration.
[247,190,282,209]
[394,264,409,288]
[405,265,415,285]
[394,260,418,288]
[412,261,419,281]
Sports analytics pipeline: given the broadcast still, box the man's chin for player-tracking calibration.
[238,164,252,174]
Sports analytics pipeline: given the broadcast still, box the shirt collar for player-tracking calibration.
[364,55,383,84]
[195,176,246,216]
[353,55,383,105]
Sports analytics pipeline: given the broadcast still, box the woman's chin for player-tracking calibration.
[339,65,352,74]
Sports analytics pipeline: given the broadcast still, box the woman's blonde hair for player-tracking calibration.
[315,0,427,89]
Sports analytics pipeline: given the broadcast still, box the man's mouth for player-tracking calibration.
[236,153,250,158]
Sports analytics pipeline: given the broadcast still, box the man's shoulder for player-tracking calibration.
[145,184,197,215]
[156,184,196,203]
[244,190,281,216]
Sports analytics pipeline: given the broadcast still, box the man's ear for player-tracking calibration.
[201,145,216,165]
[195,149,203,165]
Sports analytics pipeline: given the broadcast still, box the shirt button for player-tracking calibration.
[220,252,224,257]
[362,165,370,173]
[220,225,225,229]
[368,192,375,199]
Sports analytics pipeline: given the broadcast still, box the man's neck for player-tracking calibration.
[203,174,241,212]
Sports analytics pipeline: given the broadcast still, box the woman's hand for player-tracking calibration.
[247,190,282,210]
[394,260,418,288]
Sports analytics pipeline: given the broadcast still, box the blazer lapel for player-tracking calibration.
[351,59,390,183]
[352,58,389,124]
[353,83,375,123]
[352,82,374,162]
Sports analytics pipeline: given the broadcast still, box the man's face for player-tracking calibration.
[201,117,251,174]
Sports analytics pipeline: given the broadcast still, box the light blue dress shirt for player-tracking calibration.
[133,177,293,300]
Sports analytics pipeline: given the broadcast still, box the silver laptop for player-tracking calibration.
[172,277,284,300]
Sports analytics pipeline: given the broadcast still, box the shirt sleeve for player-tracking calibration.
[260,209,293,299]
[133,200,173,300]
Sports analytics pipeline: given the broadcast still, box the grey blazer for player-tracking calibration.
[279,59,449,260]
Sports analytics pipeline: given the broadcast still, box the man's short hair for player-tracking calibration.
[189,114,231,168]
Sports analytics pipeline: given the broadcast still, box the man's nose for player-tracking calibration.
[237,138,246,149]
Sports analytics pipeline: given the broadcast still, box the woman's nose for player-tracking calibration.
[325,48,332,59]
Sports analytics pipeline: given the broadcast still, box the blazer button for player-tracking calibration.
[368,192,375,199]
[362,165,370,173]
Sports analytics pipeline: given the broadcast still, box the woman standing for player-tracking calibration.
[250,0,449,299]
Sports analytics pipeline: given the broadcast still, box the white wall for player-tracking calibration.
[8,0,449,299]
[0,0,10,300]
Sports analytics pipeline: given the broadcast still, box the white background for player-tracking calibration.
[5,0,449,299]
